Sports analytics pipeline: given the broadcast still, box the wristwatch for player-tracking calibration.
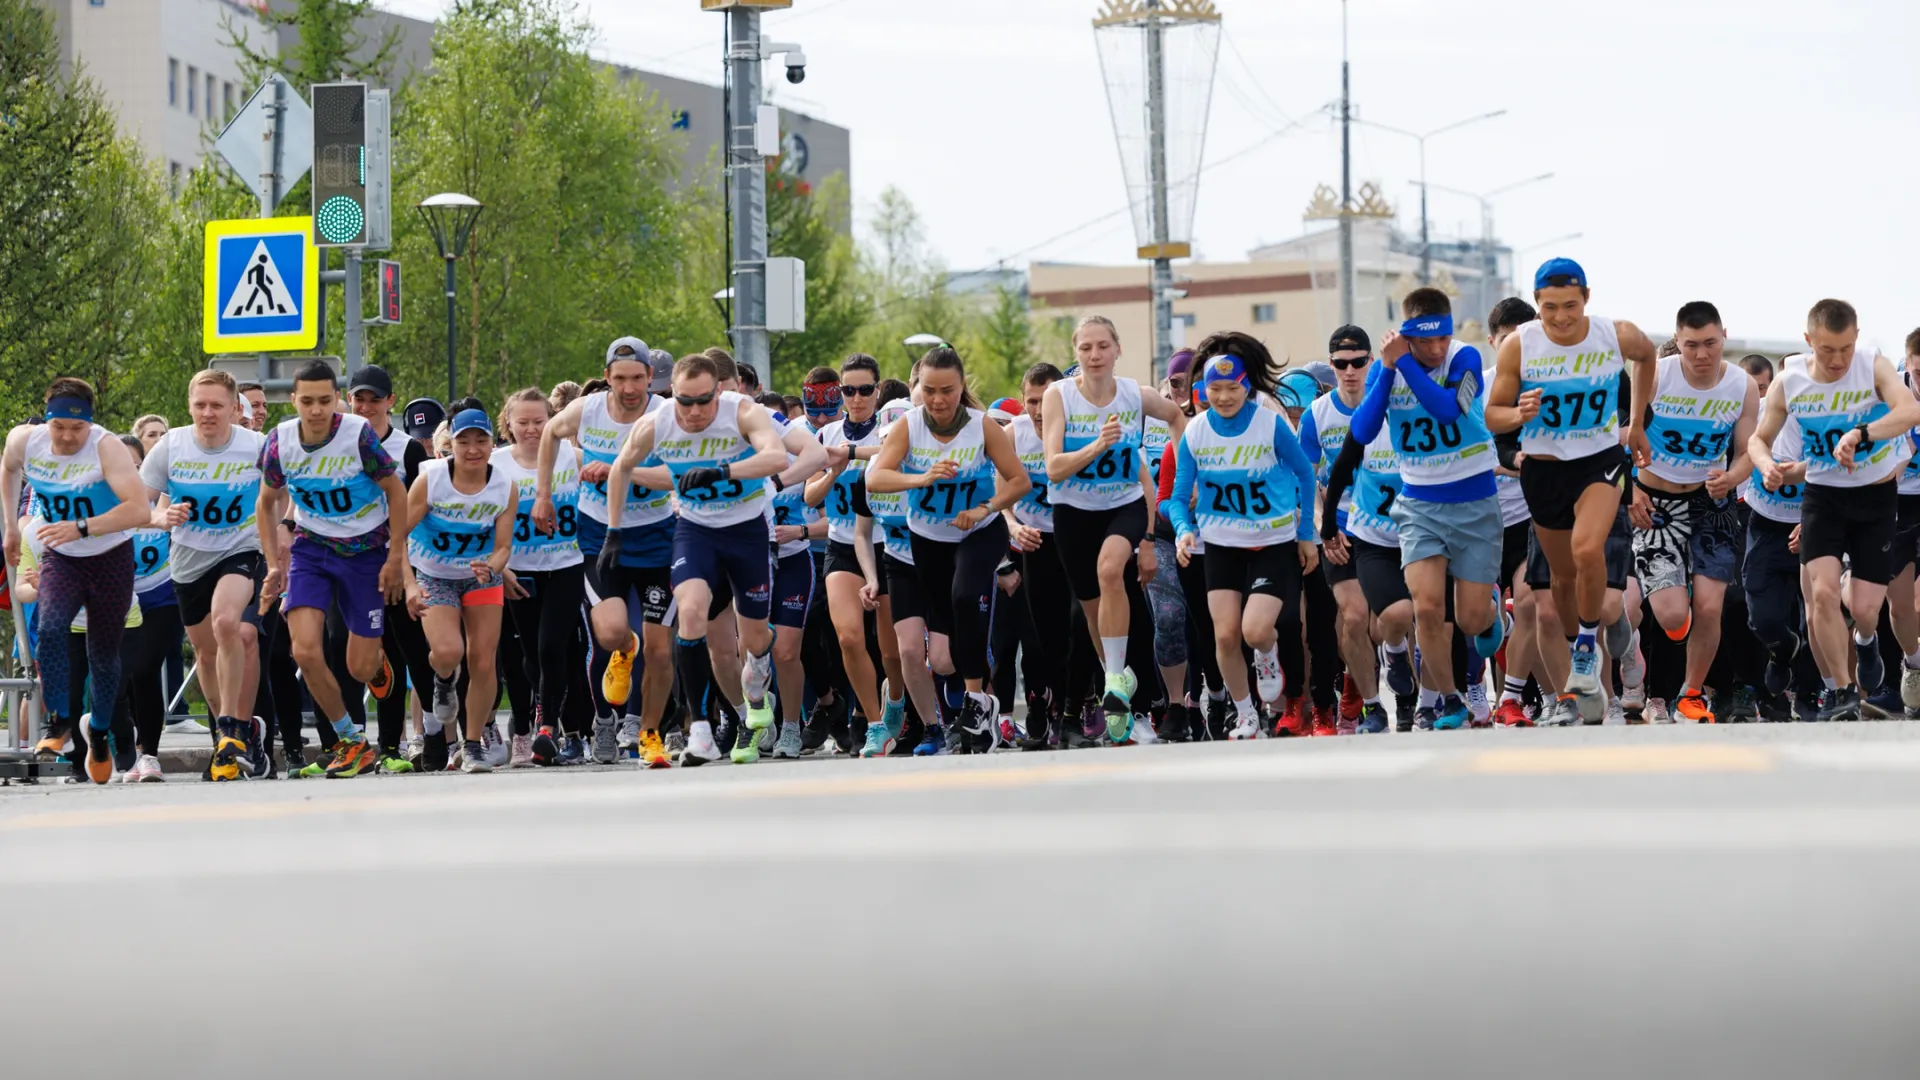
[1855,423,1874,452]
[75,517,89,538]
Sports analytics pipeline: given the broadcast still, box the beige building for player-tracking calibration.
[1030,218,1509,382]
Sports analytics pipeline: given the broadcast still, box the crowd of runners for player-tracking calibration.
[11,257,1920,784]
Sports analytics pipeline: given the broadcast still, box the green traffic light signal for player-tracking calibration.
[311,82,368,248]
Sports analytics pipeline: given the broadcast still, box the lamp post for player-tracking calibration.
[1423,173,1553,317]
[415,192,482,404]
[903,332,946,366]
[1352,109,1507,284]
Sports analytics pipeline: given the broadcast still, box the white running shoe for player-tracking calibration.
[742,649,774,704]
[1252,650,1285,704]
[1133,713,1159,744]
[1646,697,1673,725]
[1229,706,1261,741]
[681,726,724,767]
[1902,663,1920,711]
[1620,632,1647,691]
[616,718,641,753]
[483,721,510,768]
[1620,683,1647,721]
[163,717,204,737]
[1466,681,1491,725]
[126,754,163,783]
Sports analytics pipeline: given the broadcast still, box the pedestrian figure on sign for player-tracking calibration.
[241,254,285,315]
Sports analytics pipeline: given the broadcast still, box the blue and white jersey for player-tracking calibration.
[23,423,127,557]
[1142,415,1173,489]
[650,391,768,529]
[1893,356,1920,496]
[902,406,995,542]
[1345,428,1404,548]
[1051,376,1143,511]
[1009,414,1053,533]
[1644,358,1748,487]
[864,479,912,566]
[1517,315,1624,461]
[275,413,387,540]
[492,444,581,572]
[816,416,877,546]
[576,391,672,528]
[767,412,818,559]
[1384,354,1496,492]
[129,526,171,594]
[1483,358,1530,527]
[1779,348,1901,488]
[155,426,263,554]
[1180,407,1305,548]
[407,459,513,580]
[1742,422,1805,525]
[1304,392,1357,524]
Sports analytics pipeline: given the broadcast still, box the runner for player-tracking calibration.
[1168,347,1319,740]
[796,363,853,751]
[868,346,1032,752]
[495,388,592,765]
[255,360,409,779]
[404,409,515,773]
[1347,289,1507,730]
[857,395,941,755]
[605,353,789,765]
[1487,258,1660,722]
[1627,302,1759,724]
[1042,316,1187,742]
[1007,362,1077,748]
[809,354,909,754]
[141,370,268,781]
[764,395,832,758]
[1891,329,1920,714]
[1484,298,1544,727]
[1739,413,1814,719]
[1748,299,1920,721]
[119,435,189,781]
[535,338,673,763]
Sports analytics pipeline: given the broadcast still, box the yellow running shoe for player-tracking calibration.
[210,718,246,782]
[638,728,671,769]
[1674,689,1715,724]
[602,631,638,707]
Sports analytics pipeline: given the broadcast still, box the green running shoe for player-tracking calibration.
[291,758,326,779]
[729,714,762,764]
[1102,668,1137,743]
[378,754,415,774]
[745,691,776,732]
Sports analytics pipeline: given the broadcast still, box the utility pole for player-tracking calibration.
[726,6,771,390]
[1338,0,1353,326]
[1145,0,1174,382]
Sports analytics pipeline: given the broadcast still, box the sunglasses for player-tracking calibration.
[1330,357,1371,371]
[841,384,877,399]
[675,392,716,407]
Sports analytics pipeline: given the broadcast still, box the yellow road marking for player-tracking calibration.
[1463,744,1773,775]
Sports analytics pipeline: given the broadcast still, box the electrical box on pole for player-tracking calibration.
[311,82,369,248]
[765,257,807,332]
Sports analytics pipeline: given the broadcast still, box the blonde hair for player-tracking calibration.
[1072,315,1121,349]
[187,370,238,398]
[499,386,551,445]
[548,381,583,412]
[431,421,452,459]
[130,413,167,435]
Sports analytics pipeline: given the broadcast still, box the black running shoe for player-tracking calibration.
[1204,696,1230,741]
[1815,686,1862,723]
[422,728,451,773]
[1857,641,1886,705]
[1159,702,1191,743]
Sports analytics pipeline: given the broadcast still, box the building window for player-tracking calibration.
[206,74,216,120]
[224,82,235,123]
[168,59,178,107]
[1252,303,1277,324]
[168,161,180,194]
[187,65,198,114]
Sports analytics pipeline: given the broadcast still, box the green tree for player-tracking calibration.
[972,284,1036,400]
[225,0,404,92]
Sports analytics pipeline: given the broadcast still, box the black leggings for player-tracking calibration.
[1177,551,1222,698]
[505,564,586,732]
[253,606,304,756]
[909,518,1009,682]
[114,599,184,757]
[1015,539,1074,713]
[66,631,137,776]
[1301,565,1340,709]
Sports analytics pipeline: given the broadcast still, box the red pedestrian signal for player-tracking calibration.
[378,259,401,324]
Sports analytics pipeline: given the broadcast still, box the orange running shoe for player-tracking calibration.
[1273,698,1308,737]
[81,723,113,784]
[1338,673,1362,724]
[1674,689,1715,724]
[1494,698,1532,728]
[367,652,394,700]
[638,728,672,769]
[323,738,379,778]
[602,631,638,707]
[1310,705,1338,737]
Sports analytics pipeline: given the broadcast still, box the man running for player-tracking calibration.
[1627,302,1758,723]
[143,370,268,781]
[3,378,155,783]
[606,354,789,765]
[256,360,410,779]
[1488,258,1660,722]
[1485,298,1545,727]
[1748,299,1920,721]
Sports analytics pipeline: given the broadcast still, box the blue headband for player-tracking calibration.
[1195,354,1249,403]
[45,396,92,422]
[1400,314,1453,338]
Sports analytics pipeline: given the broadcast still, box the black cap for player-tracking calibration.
[401,398,446,440]
[347,365,394,399]
[1329,325,1371,356]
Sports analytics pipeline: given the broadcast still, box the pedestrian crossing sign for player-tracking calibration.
[202,217,320,353]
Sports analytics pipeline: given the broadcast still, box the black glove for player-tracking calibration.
[595,527,623,577]
[677,466,725,497]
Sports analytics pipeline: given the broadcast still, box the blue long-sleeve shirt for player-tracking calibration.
[1167,404,1319,544]
[1350,347,1494,503]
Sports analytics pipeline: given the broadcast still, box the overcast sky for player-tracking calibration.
[380,0,1920,345]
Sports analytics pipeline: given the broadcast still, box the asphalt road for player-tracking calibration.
[6,723,1920,1080]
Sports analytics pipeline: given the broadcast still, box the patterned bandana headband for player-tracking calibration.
[802,382,843,414]
[1400,314,1454,338]
[45,395,92,422]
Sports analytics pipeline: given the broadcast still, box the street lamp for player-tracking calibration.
[415,192,483,404]
[1352,109,1507,284]
[903,332,946,365]
[1421,173,1554,319]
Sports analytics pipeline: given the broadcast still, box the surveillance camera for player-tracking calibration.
[784,51,807,84]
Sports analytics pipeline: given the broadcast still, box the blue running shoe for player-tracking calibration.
[1857,636,1886,703]
[1471,587,1506,660]
[913,723,946,756]
[880,680,907,744]
[1414,706,1438,731]
[1566,641,1605,723]
[1434,695,1470,730]
[1357,702,1389,734]
[1384,648,1415,697]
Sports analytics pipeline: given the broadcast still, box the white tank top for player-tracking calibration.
[575,391,672,527]
[492,444,581,571]
[903,407,994,542]
[160,425,264,553]
[1643,358,1749,487]
[1052,376,1144,511]
[767,414,818,559]
[1180,406,1304,548]
[1482,359,1529,527]
[274,413,388,540]
[1346,427,1404,547]
[1142,416,1173,490]
[651,391,769,529]
[129,526,171,594]
[1779,348,1902,488]
[817,417,878,546]
[406,459,514,579]
[1893,356,1920,496]
[24,424,128,557]
[1742,422,1805,525]
[1010,414,1053,533]
[1306,394,1355,520]
[1517,315,1625,461]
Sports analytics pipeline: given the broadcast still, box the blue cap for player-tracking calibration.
[1276,370,1321,410]
[449,408,492,436]
[1533,257,1587,291]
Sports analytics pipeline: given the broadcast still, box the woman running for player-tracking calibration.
[853,390,925,757]
[1005,362,1078,749]
[1168,347,1321,740]
[404,408,516,773]
[868,347,1031,753]
[1042,316,1187,742]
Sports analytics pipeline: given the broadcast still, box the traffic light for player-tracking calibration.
[377,260,401,324]
[311,82,368,248]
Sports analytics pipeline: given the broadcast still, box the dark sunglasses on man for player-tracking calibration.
[675,391,716,407]
[1329,355,1371,371]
